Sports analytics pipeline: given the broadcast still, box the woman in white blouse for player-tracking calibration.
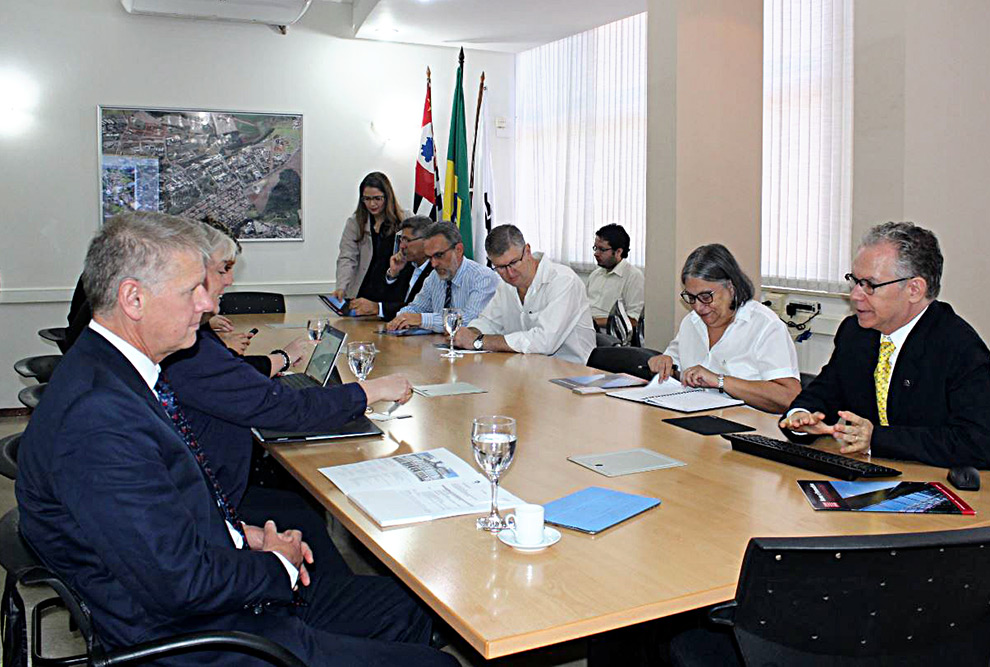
[647,244,801,412]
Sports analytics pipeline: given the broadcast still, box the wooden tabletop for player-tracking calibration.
[239,313,990,659]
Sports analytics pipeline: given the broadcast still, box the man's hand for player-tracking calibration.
[832,410,874,454]
[209,315,235,333]
[330,289,345,300]
[283,337,316,368]
[359,374,413,405]
[647,354,675,381]
[349,298,380,317]
[388,250,408,278]
[387,312,422,331]
[220,331,254,354]
[259,520,314,588]
[680,365,719,388]
[453,327,480,350]
[778,410,835,436]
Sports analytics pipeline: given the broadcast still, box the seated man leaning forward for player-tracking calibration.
[15,211,455,667]
[780,221,990,469]
[647,244,801,413]
[453,224,597,365]
[386,221,498,333]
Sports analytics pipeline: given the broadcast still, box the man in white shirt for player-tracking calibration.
[587,223,645,330]
[453,224,596,365]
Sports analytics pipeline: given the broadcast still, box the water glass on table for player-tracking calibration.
[441,307,463,359]
[346,341,377,382]
[472,415,517,532]
[307,318,328,342]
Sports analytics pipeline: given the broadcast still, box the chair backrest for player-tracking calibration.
[717,528,990,665]
[587,346,659,381]
[605,300,633,346]
[37,328,70,354]
[14,355,62,383]
[218,292,286,316]
[17,384,46,410]
[0,433,19,481]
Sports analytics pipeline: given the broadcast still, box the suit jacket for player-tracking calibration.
[380,262,434,321]
[784,300,990,468]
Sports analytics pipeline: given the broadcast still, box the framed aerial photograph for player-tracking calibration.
[99,106,303,241]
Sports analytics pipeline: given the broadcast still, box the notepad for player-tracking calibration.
[544,487,661,534]
[412,382,486,397]
[568,448,686,477]
[608,377,744,413]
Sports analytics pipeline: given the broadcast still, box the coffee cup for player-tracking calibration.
[505,504,545,546]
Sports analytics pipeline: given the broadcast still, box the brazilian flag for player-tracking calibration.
[442,48,473,259]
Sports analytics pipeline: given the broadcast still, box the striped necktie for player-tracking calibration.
[874,337,896,426]
[444,280,453,309]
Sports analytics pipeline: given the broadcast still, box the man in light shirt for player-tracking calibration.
[453,224,596,365]
[780,221,990,468]
[587,223,645,330]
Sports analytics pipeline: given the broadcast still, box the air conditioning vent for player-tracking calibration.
[121,0,313,26]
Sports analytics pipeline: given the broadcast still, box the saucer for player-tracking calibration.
[497,527,561,552]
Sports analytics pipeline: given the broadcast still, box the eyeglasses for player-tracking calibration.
[592,244,613,254]
[680,289,716,305]
[427,244,457,262]
[844,273,913,295]
[362,195,385,203]
[492,250,526,273]
[398,234,422,245]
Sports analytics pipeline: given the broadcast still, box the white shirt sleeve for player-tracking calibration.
[503,278,586,356]
[624,268,646,320]
[227,522,299,590]
[469,286,506,334]
[750,316,801,380]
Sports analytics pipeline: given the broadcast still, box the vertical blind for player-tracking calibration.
[515,13,648,268]
[761,0,854,292]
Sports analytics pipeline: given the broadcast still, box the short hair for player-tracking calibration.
[201,215,242,256]
[83,211,209,316]
[400,215,434,239]
[595,223,630,257]
[485,224,526,257]
[422,221,462,247]
[680,243,754,310]
[860,221,942,299]
[200,221,239,262]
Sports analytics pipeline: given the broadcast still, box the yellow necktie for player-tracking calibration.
[874,338,896,426]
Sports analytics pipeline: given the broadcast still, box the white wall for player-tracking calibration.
[0,0,514,407]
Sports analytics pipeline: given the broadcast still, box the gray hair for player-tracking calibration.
[200,222,238,262]
[485,224,526,257]
[423,221,463,247]
[860,221,942,299]
[83,211,209,316]
[680,244,754,310]
[400,215,434,238]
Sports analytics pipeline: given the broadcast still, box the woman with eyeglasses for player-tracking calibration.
[332,171,408,301]
[647,244,801,412]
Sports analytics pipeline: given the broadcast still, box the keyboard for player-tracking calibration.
[721,433,902,481]
[277,373,316,390]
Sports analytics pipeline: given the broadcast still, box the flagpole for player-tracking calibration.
[471,72,485,189]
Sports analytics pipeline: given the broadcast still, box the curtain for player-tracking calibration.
[761,0,853,293]
[514,13,647,269]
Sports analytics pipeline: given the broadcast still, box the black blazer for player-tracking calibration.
[784,300,990,468]
[381,262,434,321]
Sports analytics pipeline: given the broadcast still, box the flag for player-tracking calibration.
[413,68,443,221]
[442,48,473,259]
[471,76,495,261]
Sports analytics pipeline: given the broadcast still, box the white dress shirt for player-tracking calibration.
[470,256,597,365]
[665,300,799,381]
[587,258,645,320]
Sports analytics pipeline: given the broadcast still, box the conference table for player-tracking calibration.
[241,313,990,660]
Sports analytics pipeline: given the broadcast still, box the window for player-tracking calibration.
[761,0,853,293]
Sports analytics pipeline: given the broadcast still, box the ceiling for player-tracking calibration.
[327,0,646,53]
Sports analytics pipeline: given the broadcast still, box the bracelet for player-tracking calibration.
[270,349,291,373]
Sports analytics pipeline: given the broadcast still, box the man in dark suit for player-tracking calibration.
[15,212,455,666]
[349,215,434,320]
[780,221,990,469]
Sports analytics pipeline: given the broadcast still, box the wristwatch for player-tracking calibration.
[472,334,485,351]
[717,374,725,393]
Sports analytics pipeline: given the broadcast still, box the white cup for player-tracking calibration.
[505,504,545,546]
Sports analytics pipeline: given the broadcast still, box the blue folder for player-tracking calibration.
[543,486,661,534]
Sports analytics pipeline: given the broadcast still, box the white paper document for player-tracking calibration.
[607,377,744,413]
[412,382,487,397]
[319,448,523,527]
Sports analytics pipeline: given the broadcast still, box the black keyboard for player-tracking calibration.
[277,373,315,390]
[721,433,902,481]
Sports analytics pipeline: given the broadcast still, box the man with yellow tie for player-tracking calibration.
[780,222,990,468]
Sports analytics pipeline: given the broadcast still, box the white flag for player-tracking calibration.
[471,86,495,259]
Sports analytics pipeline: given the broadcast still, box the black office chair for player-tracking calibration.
[218,292,286,316]
[17,384,46,410]
[0,433,19,481]
[0,508,307,667]
[596,332,622,348]
[587,346,660,381]
[14,355,62,384]
[38,328,70,354]
[669,527,990,666]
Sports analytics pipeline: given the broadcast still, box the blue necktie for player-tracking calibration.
[444,280,453,309]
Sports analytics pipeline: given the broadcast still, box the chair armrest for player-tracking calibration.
[709,600,738,627]
[92,631,307,667]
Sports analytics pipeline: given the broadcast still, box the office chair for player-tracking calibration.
[0,509,307,667]
[0,433,18,481]
[14,355,62,384]
[218,292,286,316]
[596,332,622,348]
[587,346,659,381]
[38,328,70,354]
[669,527,990,666]
[17,384,46,410]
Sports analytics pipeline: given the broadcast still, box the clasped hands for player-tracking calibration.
[244,520,314,588]
[778,410,874,455]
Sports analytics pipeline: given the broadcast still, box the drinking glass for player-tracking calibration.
[346,341,377,381]
[441,307,463,359]
[307,318,328,342]
[472,415,517,532]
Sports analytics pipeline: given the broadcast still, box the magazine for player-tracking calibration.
[798,480,975,514]
[550,373,646,394]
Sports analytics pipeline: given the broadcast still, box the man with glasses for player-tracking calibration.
[453,224,596,364]
[781,221,990,468]
[587,224,645,330]
[350,215,435,320]
[386,221,498,332]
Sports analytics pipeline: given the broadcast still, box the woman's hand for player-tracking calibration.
[680,365,719,388]
[647,354,675,380]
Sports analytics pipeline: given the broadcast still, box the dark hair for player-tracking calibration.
[860,221,942,299]
[400,215,434,238]
[422,221,462,247]
[595,223,630,258]
[353,172,403,240]
[485,224,526,257]
[680,244,754,310]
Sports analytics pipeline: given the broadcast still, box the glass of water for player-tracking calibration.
[441,307,463,359]
[472,415,517,532]
[307,318,328,342]
[346,341,377,381]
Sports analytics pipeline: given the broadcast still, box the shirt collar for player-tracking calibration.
[886,304,929,349]
[605,258,631,277]
[89,319,160,393]
[530,252,551,287]
[450,257,469,286]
